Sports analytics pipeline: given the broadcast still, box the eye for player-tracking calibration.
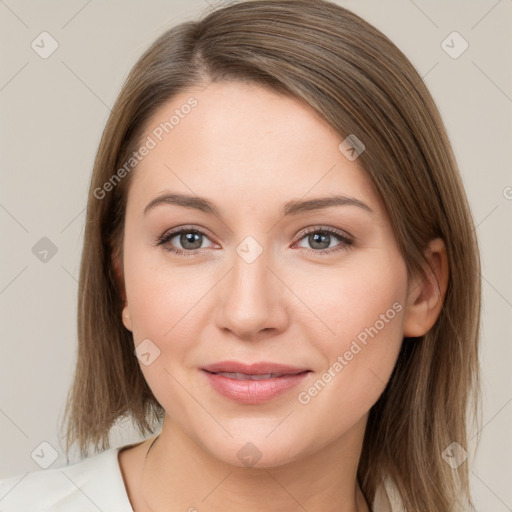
[155,226,215,256]
[154,225,354,257]
[293,226,354,255]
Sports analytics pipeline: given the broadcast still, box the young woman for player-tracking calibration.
[0,1,480,510]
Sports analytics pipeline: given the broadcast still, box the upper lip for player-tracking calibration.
[201,361,310,376]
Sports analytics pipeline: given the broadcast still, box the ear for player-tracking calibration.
[403,238,449,337]
[112,253,133,332]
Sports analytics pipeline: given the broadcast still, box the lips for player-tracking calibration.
[200,361,311,404]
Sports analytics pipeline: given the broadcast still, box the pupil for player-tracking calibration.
[181,232,202,249]
[310,232,330,250]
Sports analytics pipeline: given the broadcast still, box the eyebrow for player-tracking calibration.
[143,192,374,218]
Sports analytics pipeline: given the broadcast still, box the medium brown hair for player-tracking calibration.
[61,1,481,510]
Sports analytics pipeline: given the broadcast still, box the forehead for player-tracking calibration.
[127,81,382,217]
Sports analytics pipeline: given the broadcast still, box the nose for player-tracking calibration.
[214,240,289,341]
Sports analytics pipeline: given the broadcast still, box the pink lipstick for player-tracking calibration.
[201,361,311,404]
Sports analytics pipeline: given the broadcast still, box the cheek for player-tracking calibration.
[292,252,407,425]
[289,248,406,348]
[326,266,405,358]
[123,239,212,341]
[122,248,214,416]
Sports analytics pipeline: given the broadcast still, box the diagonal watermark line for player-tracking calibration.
[60,471,105,511]
[405,61,439,96]
[61,61,113,112]
[0,472,29,503]
[0,62,29,92]
[265,409,295,439]
[472,0,502,29]
[0,265,28,295]
[163,367,234,437]
[265,265,336,336]
[60,206,86,233]
[263,470,311,511]
[472,471,512,510]
[468,252,512,310]
[471,397,512,440]
[61,0,92,29]
[163,267,234,336]
[0,202,29,233]
[61,264,100,308]
[60,265,78,284]
[472,60,512,104]
[202,0,219,8]
[201,0,251,16]
[421,61,439,81]
[0,0,29,28]
[0,408,29,438]
[200,79,214,93]
[474,204,499,230]
[481,274,512,309]
[368,367,386,386]
[406,0,439,28]
[201,470,233,502]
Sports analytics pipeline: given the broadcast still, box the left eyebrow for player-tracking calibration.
[281,195,374,216]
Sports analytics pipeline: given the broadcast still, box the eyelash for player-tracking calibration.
[154,225,354,257]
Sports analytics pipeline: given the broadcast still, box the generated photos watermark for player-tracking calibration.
[297,301,403,405]
[93,96,198,200]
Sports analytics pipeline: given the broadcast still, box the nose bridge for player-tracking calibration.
[215,234,287,338]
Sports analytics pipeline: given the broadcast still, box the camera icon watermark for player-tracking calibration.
[31,31,59,59]
[31,441,59,469]
[441,441,468,469]
[441,31,469,59]
[134,338,161,366]
[236,236,263,264]
[236,442,263,467]
[32,237,58,263]
[339,134,365,161]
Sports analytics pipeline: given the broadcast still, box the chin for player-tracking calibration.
[199,431,309,469]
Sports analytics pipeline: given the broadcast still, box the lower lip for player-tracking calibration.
[201,370,310,404]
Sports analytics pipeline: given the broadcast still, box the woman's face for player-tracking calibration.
[120,81,409,467]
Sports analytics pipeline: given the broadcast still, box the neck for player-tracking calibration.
[137,416,370,512]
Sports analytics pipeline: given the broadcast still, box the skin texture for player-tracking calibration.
[115,82,448,512]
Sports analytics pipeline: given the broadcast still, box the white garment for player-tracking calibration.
[0,446,133,511]
[1,445,391,511]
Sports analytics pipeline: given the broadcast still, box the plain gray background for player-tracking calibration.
[1,0,511,509]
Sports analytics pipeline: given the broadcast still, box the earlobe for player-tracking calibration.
[112,253,132,331]
[403,238,449,338]
[122,303,133,332]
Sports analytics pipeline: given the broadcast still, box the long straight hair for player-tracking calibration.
[61,1,481,510]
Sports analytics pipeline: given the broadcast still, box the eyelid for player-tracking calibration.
[154,225,217,249]
[294,225,354,243]
[291,225,354,255]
